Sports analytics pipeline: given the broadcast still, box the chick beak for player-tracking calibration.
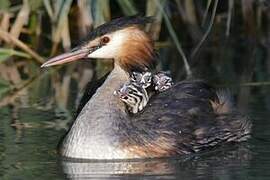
[41,47,91,68]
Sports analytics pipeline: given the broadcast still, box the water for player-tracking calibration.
[0,86,270,180]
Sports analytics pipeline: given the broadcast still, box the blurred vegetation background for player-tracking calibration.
[0,0,270,117]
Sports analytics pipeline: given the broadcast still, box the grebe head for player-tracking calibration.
[41,16,156,72]
[131,71,153,89]
[114,81,148,114]
[153,72,174,92]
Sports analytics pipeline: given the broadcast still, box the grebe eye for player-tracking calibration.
[101,36,110,44]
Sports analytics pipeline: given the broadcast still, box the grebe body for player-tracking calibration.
[41,16,252,160]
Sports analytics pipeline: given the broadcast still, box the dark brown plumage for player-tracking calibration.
[73,79,251,158]
[84,16,154,42]
[118,81,251,157]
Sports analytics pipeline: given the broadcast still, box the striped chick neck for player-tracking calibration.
[115,81,149,114]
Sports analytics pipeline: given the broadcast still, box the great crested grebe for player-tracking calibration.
[114,76,150,114]
[114,71,173,114]
[41,16,252,160]
[130,71,153,89]
[152,71,173,92]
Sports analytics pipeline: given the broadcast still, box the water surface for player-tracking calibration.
[0,86,270,180]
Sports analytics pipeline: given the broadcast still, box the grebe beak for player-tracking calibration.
[41,46,94,67]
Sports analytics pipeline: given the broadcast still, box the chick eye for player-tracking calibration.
[101,36,110,44]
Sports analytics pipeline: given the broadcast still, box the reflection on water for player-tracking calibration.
[61,145,251,179]
[1,86,270,179]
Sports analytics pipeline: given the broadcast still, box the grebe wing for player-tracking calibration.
[140,80,220,115]
[129,80,252,154]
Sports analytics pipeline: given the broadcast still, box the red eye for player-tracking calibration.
[101,36,110,44]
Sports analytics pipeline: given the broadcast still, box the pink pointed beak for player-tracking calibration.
[41,48,90,68]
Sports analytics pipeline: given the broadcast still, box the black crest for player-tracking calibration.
[85,16,154,41]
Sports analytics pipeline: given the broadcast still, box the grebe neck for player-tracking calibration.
[60,64,131,159]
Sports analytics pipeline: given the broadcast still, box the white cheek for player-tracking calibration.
[87,32,126,59]
[88,45,117,58]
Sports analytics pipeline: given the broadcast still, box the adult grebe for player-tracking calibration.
[41,16,252,160]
